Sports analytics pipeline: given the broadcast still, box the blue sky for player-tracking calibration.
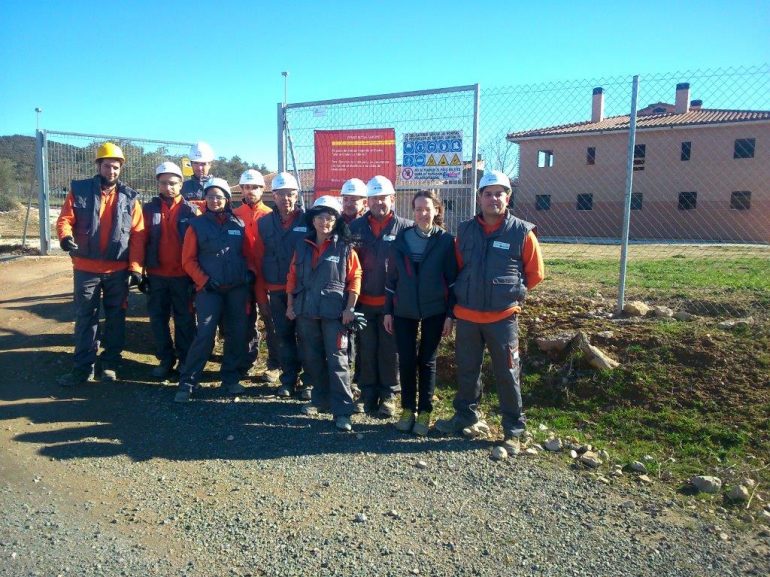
[1,0,768,171]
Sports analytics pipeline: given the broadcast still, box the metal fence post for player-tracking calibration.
[36,129,51,255]
[472,83,480,206]
[277,103,286,173]
[616,75,640,314]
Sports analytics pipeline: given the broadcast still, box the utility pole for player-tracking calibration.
[35,107,43,132]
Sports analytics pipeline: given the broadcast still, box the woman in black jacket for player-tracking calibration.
[383,190,457,435]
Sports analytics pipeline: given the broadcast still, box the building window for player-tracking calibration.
[633,144,646,171]
[537,149,554,168]
[586,147,596,165]
[535,194,551,211]
[576,193,593,211]
[631,192,643,210]
[681,141,691,161]
[678,191,697,210]
[733,138,755,159]
[730,191,751,210]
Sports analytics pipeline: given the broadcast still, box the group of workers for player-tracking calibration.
[55,141,544,440]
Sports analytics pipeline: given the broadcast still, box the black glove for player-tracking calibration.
[137,275,149,294]
[204,278,222,293]
[348,312,367,333]
[59,236,78,252]
[128,271,143,290]
[246,270,256,286]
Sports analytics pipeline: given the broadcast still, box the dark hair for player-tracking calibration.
[306,208,352,243]
[412,190,444,228]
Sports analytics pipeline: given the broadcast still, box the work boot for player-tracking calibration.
[335,416,352,432]
[222,380,245,395]
[378,397,397,418]
[435,413,474,435]
[151,359,175,379]
[101,365,118,382]
[276,386,292,398]
[412,411,432,437]
[58,367,94,388]
[394,409,415,432]
[298,387,312,401]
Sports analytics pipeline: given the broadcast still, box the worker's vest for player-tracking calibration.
[292,236,349,319]
[188,211,249,287]
[257,209,307,287]
[387,227,456,320]
[69,176,138,262]
[181,175,213,201]
[454,212,534,312]
[143,196,197,269]
[349,211,412,299]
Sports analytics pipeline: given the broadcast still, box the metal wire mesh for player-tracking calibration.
[43,131,193,208]
[281,86,479,232]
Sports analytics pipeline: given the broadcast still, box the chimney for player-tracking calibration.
[690,99,703,110]
[591,87,604,123]
[675,82,691,114]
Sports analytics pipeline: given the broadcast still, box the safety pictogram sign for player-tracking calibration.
[401,131,463,181]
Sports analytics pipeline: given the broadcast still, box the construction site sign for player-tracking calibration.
[401,131,463,182]
[314,129,396,197]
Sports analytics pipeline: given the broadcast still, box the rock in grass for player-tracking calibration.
[544,438,562,452]
[623,301,650,316]
[652,305,674,318]
[630,461,648,474]
[535,332,577,353]
[727,485,750,502]
[692,475,722,494]
[580,452,602,468]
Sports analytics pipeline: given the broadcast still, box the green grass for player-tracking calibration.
[433,252,770,507]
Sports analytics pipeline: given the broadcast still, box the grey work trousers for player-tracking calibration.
[177,285,249,391]
[357,303,399,403]
[297,317,354,417]
[72,269,129,373]
[268,290,301,389]
[454,315,526,436]
[146,274,195,366]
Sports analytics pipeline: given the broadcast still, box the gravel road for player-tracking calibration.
[2,383,769,577]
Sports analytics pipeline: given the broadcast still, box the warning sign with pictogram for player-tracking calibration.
[402,131,463,181]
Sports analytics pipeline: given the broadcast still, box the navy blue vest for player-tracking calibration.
[181,175,213,201]
[348,211,412,298]
[257,209,307,287]
[454,212,534,312]
[143,196,198,269]
[292,236,349,319]
[69,176,138,262]
[188,211,249,287]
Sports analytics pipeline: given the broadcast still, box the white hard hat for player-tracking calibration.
[366,175,395,197]
[155,161,183,180]
[189,141,215,163]
[340,178,367,197]
[239,169,266,187]
[478,170,511,193]
[310,195,342,217]
[203,177,231,199]
[272,171,299,191]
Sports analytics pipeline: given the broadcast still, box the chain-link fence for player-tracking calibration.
[279,85,479,232]
[482,65,769,315]
[280,66,769,316]
[35,130,193,254]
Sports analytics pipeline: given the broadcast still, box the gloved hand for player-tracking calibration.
[204,278,222,293]
[59,236,78,252]
[347,312,367,333]
[137,275,149,294]
[128,271,143,291]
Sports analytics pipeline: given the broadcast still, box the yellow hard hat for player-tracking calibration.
[95,142,125,163]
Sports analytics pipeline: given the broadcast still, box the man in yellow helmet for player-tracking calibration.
[56,142,146,386]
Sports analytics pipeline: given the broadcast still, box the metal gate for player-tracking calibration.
[278,85,480,232]
[35,130,193,254]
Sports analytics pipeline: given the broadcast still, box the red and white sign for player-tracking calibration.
[314,129,396,198]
